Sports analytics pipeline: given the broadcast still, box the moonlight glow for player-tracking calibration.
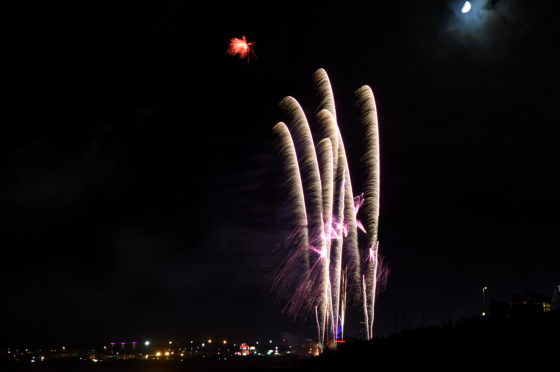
[461,1,472,13]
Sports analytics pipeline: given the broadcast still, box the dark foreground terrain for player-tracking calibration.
[295,310,560,371]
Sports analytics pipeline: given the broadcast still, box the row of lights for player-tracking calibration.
[108,339,279,347]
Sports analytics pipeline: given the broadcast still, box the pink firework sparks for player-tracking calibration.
[342,223,349,238]
[353,193,365,213]
[353,193,367,233]
[227,36,255,62]
[331,221,344,240]
[366,246,376,262]
[309,245,327,259]
[356,220,367,234]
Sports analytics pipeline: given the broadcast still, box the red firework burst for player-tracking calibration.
[227,36,256,62]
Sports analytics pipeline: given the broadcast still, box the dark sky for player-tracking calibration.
[1,0,559,346]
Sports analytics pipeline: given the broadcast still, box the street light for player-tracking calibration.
[482,286,488,316]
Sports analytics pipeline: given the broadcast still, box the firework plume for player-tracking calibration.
[227,36,255,62]
[273,69,386,349]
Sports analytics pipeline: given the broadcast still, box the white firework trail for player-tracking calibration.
[356,85,381,339]
[274,70,385,349]
[273,122,310,268]
[313,68,338,122]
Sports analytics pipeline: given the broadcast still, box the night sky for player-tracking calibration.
[1,1,559,346]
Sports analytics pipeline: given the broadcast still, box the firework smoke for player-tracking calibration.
[274,69,386,349]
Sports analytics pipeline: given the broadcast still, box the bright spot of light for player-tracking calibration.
[461,1,471,13]
[144,341,150,346]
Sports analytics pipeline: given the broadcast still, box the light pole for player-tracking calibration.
[482,286,488,317]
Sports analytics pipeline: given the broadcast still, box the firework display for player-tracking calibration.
[273,69,385,349]
[227,36,256,62]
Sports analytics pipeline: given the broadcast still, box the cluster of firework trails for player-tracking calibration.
[273,69,387,350]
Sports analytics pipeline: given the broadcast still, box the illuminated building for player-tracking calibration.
[234,344,254,356]
[511,292,552,315]
[552,285,560,311]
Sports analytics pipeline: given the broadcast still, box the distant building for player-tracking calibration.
[511,291,552,315]
[552,285,560,311]
[234,344,254,356]
[488,290,556,318]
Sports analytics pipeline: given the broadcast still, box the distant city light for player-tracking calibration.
[168,341,172,345]
[164,351,170,356]
[461,1,471,13]
[144,341,150,346]
[155,352,162,357]
[223,340,227,344]
[208,339,212,344]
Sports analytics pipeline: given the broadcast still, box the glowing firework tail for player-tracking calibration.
[317,138,335,346]
[317,139,334,243]
[277,97,331,346]
[279,97,325,245]
[356,85,381,339]
[227,36,255,62]
[273,70,386,349]
[356,86,381,248]
[273,122,310,269]
[313,69,338,122]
